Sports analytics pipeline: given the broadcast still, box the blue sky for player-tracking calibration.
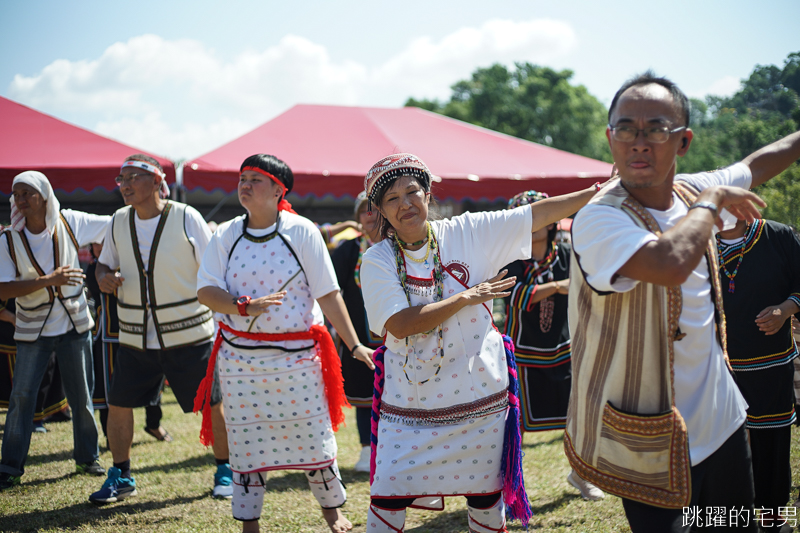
[1,0,797,160]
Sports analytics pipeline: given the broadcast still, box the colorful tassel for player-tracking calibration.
[370,346,387,484]
[193,328,225,447]
[501,335,533,526]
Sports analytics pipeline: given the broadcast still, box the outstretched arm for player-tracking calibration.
[529,181,609,233]
[616,186,765,286]
[744,130,800,188]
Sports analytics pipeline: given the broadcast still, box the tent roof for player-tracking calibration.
[184,104,612,202]
[0,96,174,195]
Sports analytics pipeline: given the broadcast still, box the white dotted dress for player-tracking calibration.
[361,207,532,506]
[198,213,341,475]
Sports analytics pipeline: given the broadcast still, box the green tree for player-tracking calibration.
[405,63,611,162]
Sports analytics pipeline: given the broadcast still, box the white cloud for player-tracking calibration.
[7,19,576,159]
[689,75,742,99]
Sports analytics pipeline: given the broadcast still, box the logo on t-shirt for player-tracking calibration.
[444,262,470,285]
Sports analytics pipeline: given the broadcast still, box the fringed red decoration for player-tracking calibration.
[192,328,225,447]
[277,198,297,214]
[193,322,350,446]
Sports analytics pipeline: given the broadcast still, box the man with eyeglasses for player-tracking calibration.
[89,154,231,504]
[565,71,800,533]
[0,171,109,491]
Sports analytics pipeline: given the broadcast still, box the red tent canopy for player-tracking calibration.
[184,104,612,201]
[0,96,175,195]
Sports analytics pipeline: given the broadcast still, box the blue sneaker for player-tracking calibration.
[212,463,233,499]
[88,467,137,504]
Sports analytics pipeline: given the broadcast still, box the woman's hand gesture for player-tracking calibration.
[246,291,287,317]
[460,270,516,306]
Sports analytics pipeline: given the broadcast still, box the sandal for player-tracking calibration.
[144,426,173,442]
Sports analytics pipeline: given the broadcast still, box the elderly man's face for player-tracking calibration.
[12,183,46,218]
[607,83,692,191]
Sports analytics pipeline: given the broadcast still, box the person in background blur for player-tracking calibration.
[502,190,605,501]
[330,192,380,472]
[715,217,800,531]
[0,171,108,491]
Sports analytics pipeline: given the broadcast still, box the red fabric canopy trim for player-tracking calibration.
[193,322,350,446]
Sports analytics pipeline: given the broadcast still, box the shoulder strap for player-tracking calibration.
[59,213,79,251]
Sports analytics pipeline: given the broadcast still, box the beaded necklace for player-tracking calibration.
[393,224,445,385]
[715,220,763,294]
[395,223,431,266]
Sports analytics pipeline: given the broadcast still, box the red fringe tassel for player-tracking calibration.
[192,322,350,447]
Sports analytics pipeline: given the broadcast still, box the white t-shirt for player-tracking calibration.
[197,212,339,300]
[361,206,532,411]
[0,209,110,336]
[197,212,339,343]
[98,204,211,349]
[572,162,752,465]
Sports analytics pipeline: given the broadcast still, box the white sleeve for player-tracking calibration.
[677,163,753,230]
[62,209,112,247]
[297,222,340,300]
[677,162,752,192]
[183,206,213,265]
[197,228,231,292]
[571,205,657,293]
[0,233,17,283]
[97,215,121,271]
[440,205,532,282]
[361,245,410,336]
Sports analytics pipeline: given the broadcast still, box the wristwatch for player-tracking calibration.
[688,200,718,218]
[236,295,251,316]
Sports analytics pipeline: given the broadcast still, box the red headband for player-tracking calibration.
[240,166,295,214]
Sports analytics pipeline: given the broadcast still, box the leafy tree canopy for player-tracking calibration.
[407,54,800,227]
[405,62,611,162]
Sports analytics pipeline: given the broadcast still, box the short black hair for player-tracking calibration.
[608,70,690,127]
[124,153,164,174]
[240,154,294,195]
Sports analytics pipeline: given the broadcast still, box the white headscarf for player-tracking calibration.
[10,171,61,234]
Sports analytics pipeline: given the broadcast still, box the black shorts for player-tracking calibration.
[108,342,221,413]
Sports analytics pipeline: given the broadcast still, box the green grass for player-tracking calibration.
[1,390,798,532]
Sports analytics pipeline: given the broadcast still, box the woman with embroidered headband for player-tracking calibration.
[195,154,373,533]
[360,153,607,533]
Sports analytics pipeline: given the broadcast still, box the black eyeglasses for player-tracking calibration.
[608,124,686,143]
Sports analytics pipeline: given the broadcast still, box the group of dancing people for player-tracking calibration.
[2,72,800,533]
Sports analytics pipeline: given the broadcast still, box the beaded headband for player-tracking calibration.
[507,190,549,209]
[121,160,165,178]
[364,153,432,209]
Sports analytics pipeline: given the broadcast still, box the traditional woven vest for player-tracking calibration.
[5,215,94,342]
[563,180,728,509]
[112,202,214,350]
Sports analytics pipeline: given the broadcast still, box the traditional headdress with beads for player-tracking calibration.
[507,190,549,209]
[364,153,432,210]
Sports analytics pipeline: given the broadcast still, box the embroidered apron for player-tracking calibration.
[218,230,337,474]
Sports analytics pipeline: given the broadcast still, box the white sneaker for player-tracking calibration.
[354,446,371,472]
[567,470,605,501]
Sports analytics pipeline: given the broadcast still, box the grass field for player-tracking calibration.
[1,389,798,532]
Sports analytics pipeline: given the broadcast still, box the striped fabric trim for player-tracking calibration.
[380,390,508,426]
[788,293,800,310]
[746,407,796,429]
[717,219,765,266]
[730,345,798,371]
[514,342,571,367]
[157,309,213,334]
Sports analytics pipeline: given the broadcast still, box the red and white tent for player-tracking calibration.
[184,104,612,201]
[0,96,174,195]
